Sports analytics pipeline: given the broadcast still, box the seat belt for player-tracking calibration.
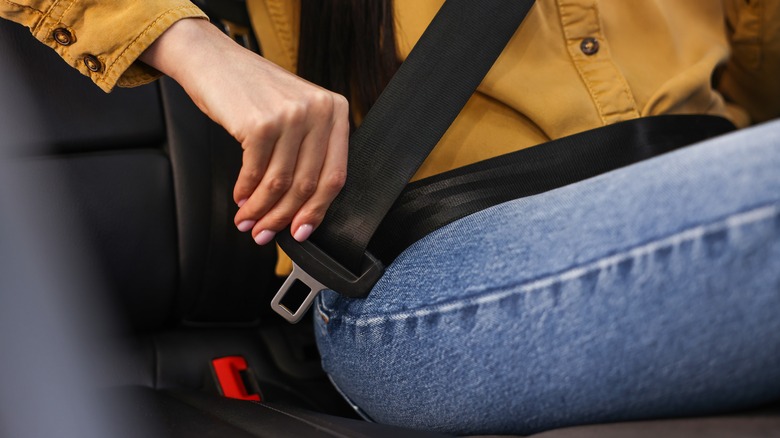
[270,0,734,323]
[271,0,536,322]
[368,114,735,265]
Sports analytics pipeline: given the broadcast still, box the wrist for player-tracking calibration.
[139,18,231,83]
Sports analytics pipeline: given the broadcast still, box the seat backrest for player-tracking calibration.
[0,18,278,330]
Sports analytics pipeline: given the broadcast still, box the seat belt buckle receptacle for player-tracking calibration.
[210,356,262,401]
[271,229,384,323]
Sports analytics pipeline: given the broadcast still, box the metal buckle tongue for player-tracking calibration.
[271,262,328,323]
[271,229,385,323]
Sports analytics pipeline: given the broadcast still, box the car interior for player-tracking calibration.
[1,5,779,437]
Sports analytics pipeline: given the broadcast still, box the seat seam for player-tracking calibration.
[156,391,262,437]
[249,402,354,438]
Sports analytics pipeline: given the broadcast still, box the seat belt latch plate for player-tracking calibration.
[270,229,385,323]
[271,262,328,323]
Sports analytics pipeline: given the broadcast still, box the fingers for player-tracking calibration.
[289,96,349,239]
[232,128,277,208]
[248,109,332,242]
[233,93,349,245]
[234,124,305,230]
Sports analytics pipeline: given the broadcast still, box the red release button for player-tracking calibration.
[211,356,262,401]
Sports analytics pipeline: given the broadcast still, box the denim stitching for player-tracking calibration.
[330,202,779,327]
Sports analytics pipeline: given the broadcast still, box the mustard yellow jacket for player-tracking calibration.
[3,0,779,178]
[0,0,206,92]
[248,0,780,180]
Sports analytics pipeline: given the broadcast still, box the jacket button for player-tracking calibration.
[580,37,599,55]
[53,28,73,46]
[83,55,102,73]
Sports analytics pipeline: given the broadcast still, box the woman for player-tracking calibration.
[2,0,779,434]
[282,3,780,434]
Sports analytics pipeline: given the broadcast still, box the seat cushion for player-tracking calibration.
[111,387,780,438]
[526,402,780,438]
[111,387,448,438]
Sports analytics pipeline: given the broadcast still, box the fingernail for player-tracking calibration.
[237,198,248,207]
[254,230,276,246]
[236,220,256,232]
[293,224,314,242]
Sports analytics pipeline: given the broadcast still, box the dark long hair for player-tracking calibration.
[297,0,399,123]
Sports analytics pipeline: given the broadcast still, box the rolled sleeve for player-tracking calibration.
[1,0,207,92]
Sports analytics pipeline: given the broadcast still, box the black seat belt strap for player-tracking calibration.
[369,114,736,265]
[272,0,536,322]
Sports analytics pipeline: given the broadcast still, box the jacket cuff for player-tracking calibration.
[29,0,207,92]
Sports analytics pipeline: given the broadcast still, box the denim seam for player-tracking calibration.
[319,296,335,313]
[325,202,779,327]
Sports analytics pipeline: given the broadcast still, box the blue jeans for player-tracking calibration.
[314,120,780,435]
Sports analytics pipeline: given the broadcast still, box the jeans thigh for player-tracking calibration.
[315,120,780,435]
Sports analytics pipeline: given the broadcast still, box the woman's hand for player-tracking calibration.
[140,18,349,244]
